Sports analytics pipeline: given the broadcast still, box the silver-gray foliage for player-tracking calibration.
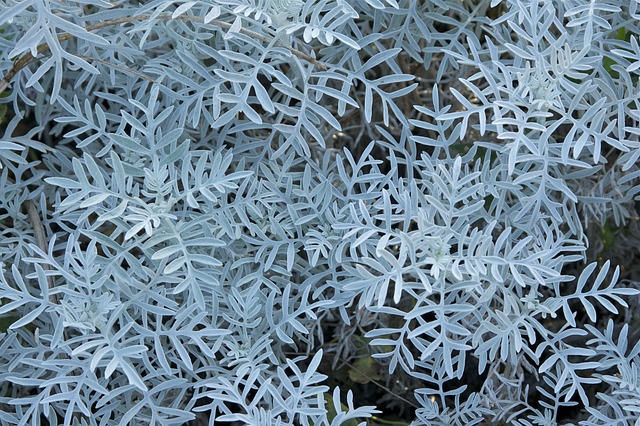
[0,0,639,424]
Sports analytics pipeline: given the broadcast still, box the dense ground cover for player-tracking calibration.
[1,0,640,425]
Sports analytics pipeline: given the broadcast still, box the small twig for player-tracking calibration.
[0,13,327,96]
[75,54,157,83]
[22,194,84,423]
[23,199,58,304]
[94,14,327,70]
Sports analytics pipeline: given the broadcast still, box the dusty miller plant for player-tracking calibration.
[0,0,640,425]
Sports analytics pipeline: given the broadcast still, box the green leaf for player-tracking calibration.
[602,27,629,79]
[0,315,18,333]
[599,221,618,252]
[348,356,381,384]
[0,104,7,124]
